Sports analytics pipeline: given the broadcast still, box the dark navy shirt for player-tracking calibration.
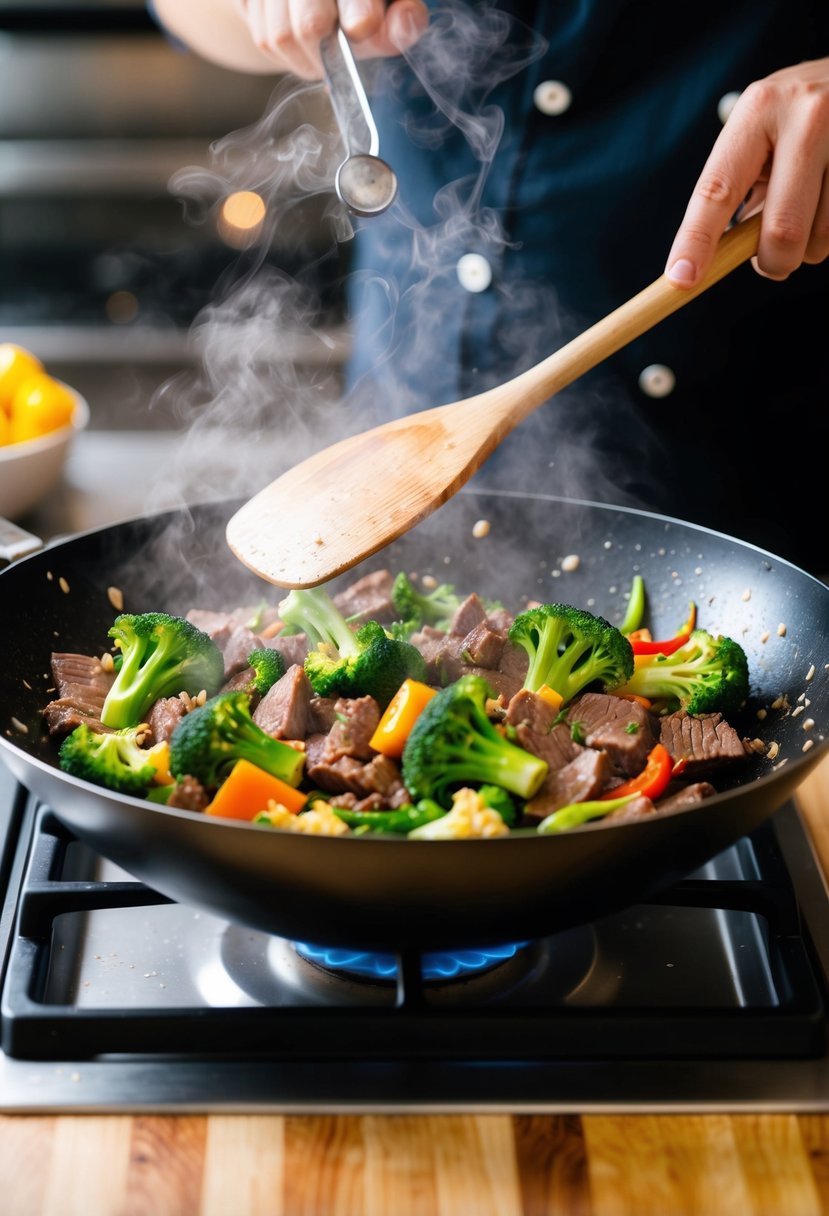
[346,1,829,574]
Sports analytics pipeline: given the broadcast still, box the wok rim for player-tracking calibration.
[1,489,826,844]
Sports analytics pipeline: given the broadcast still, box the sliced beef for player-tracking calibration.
[329,787,410,812]
[42,652,115,737]
[264,632,309,669]
[659,712,749,776]
[506,690,583,773]
[606,794,656,824]
[253,665,314,740]
[505,689,557,733]
[42,701,111,738]
[308,695,338,734]
[324,696,381,761]
[167,775,210,812]
[332,569,396,624]
[449,593,488,637]
[305,742,405,799]
[185,610,258,679]
[566,692,656,776]
[146,696,187,745]
[459,620,505,670]
[655,781,718,814]
[50,652,114,717]
[525,748,612,821]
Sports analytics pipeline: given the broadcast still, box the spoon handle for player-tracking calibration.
[500,213,763,425]
[320,27,379,157]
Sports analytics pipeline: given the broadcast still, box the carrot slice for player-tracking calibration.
[205,758,307,821]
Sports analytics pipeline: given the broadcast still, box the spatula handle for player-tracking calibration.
[505,213,762,421]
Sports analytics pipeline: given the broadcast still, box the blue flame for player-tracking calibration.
[295,940,528,981]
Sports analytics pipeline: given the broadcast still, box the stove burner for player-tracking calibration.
[293,940,529,983]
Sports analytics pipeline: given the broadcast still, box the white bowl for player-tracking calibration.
[0,387,89,520]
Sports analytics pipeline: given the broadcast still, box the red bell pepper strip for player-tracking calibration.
[599,742,674,802]
[629,600,697,656]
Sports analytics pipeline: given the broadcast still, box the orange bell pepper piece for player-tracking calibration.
[537,683,564,712]
[369,678,436,757]
[205,758,307,821]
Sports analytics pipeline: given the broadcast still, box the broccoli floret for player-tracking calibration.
[59,723,158,796]
[508,603,634,706]
[100,612,224,730]
[245,648,285,696]
[614,628,749,715]
[476,784,518,827]
[278,587,426,707]
[401,673,548,808]
[168,691,305,790]
[390,572,463,635]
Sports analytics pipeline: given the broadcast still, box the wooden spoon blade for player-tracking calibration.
[227,215,762,588]
[226,399,503,587]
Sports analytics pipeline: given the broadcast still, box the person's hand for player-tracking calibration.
[666,57,829,287]
[235,0,428,79]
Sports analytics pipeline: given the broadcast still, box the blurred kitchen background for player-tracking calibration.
[1,0,350,533]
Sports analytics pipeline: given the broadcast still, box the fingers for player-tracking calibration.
[665,89,774,287]
[666,58,829,288]
[236,0,427,79]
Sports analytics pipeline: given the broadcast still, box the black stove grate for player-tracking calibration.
[1,797,827,1064]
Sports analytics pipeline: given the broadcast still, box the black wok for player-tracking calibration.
[0,491,827,952]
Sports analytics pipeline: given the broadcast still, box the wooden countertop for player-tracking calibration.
[1,753,828,1216]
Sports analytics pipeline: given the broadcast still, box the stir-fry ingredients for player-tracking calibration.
[401,674,549,807]
[168,692,305,788]
[44,564,757,839]
[100,612,224,729]
[59,723,160,795]
[368,678,437,757]
[615,629,749,715]
[509,603,634,704]
[279,586,426,707]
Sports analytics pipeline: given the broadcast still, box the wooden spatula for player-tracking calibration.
[227,214,761,588]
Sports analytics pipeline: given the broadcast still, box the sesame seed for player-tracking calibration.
[777,623,787,637]
[107,586,124,612]
[760,631,770,644]
[421,575,437,590]
[792,705,805,718]
[472,519,491,539]
[806,665,816,681]
[767,741,780,760]
[10,718,27,734]
[803,719,815,732]
[741,589,751,602]
[561,554,580,572]
[756,708,767,720]
[803,739,815,753]
[58,577,70,594]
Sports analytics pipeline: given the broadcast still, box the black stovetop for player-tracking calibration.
[3,759,829,1113]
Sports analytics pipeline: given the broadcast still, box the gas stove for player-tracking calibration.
[3,759,829,1113]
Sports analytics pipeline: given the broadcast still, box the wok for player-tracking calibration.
[0,491,827,953]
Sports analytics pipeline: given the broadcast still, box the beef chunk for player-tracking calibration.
[449,594,488,637]
[323,696,381,761]
[42,652,115,737]
[167,775,210,812]
[50,652,113,717]
[567,692,656,776]
[146,696,186,745]
[305,742,405,799]
[506,690,583,773]
[659,712,749,775]
[185,610,258,679]
[308,696,338,734]
[525,748,611,821]
[606,795,656,824]
[332,569,396,624]
[264,632,309,669]
[656,782,718,814]
[329,787,410,812]
[459,621,505,669]
[253,665,314,740]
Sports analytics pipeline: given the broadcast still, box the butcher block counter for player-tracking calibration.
[2,435,829,1216]
[2,737,829,1216]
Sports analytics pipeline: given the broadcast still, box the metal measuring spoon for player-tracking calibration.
[319,28,398,217]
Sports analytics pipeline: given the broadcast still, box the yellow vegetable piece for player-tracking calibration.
[205,758,307,821]
[537,683,564,712]
[0,343,44,416]
[145,740,175,786]
[9,373,76,443]
[368,677,437,757]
